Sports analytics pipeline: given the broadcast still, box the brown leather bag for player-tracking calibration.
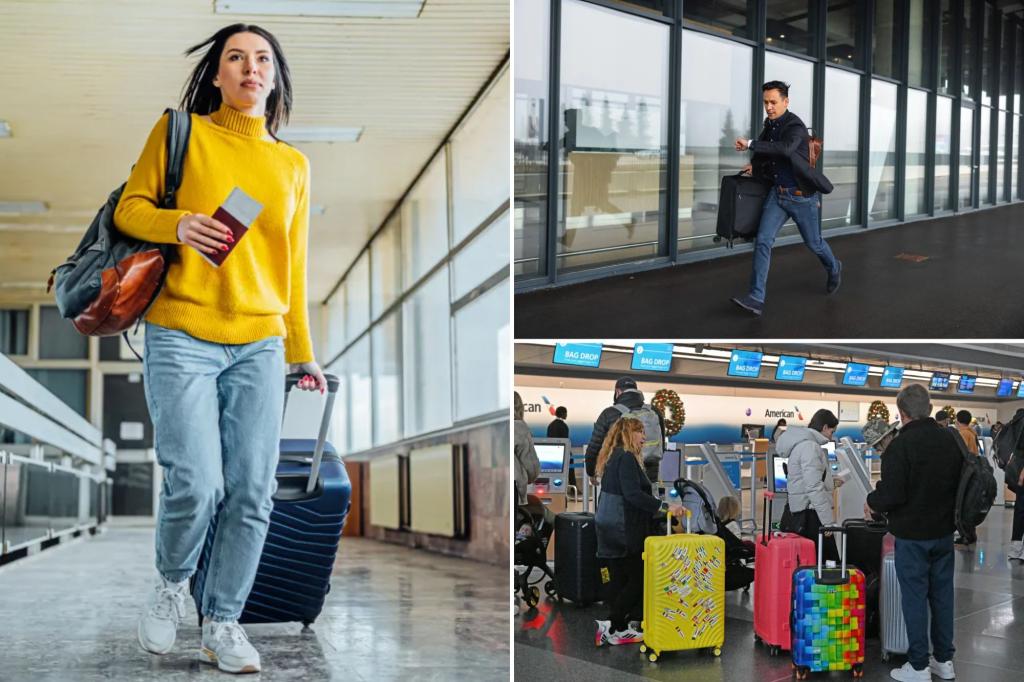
[809,135,823,168]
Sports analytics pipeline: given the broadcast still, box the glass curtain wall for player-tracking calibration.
[980,107,992,205]
[905,89,928,216]
[937,0,954,95]
[960,106,975,209]
[868,80,898,221]
[822,67,861,229]
[935,96,953,211]
[907,0,931,88]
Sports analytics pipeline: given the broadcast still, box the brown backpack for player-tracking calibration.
[809,134,823,168]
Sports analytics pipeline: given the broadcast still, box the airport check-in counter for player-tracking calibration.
[526,438,572,559]
[834,439,873,523]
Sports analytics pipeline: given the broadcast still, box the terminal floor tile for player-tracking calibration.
[0,525,508,681]
[515,506,1024,682]
[515,202,1024,338]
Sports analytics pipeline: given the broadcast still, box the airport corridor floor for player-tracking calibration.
[0,524,508,681]
[514,507,1024,682]
[514,202,1024,338]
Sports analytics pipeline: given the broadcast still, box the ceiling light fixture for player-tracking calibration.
[215,0,425,19]
[0,201,48,214]
[277,126,363,143]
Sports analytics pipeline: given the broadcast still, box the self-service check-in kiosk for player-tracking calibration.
[835,437,873,522]
[767,445,788,527]
[527,438,572,559]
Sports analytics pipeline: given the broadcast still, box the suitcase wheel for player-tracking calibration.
[639,644,647,654]
[769,645,780,657]
[851,664,864,678]
[647,652,658,663]
[881,651,890,662]
[794,667,809,680]
[544,581,559,601]
[524,586,540,608]
[711,647,721,657]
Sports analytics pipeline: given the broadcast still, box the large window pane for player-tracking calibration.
[962,0,977,99]
[452,69,510,245]
[764,52,814,127]
[868,80,898,222]
[344,252,370,345]
[453,278,509,422]
[556,0,669,273]
[678,31,752,252]
[324,353,349,453]
[907,0,932,88]
[452,210,509,301]
[683,0,756,40]
[514,0,549,279]
[766,1,816,55]
[1015,115,1021,200]
[935,96,953,211]
[0,309,29,356]
[997,112,1007,202]
[370,214,401,320]
[937,0,954,95]
[346,335,372,452]
[1017,26,1023,114]
[822,67,860,229]
[872,0,897,78]
[980,3,995,108]
[24,369,88,418]
[39,306,88,360]
[959,106,975,209]
[827,0,862,69]
[905,89,928,217]
[402,266,451,436]
[372,312,401,446]
[999,15,1013,110]
[401,153,448,288]
[980,106,992,205]
[325,285,345,362]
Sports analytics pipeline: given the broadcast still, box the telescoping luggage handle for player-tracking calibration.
[283,372,341,494]
[761,491,775,545]
[814,519,882,582]
[666,508,691,536]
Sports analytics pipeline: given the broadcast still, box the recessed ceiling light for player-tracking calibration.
[278,126,363,143]
[0,121,11,138]
[0,201,48,214]
[215,0,425,19]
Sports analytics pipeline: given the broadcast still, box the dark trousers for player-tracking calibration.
[796,508,840,564]
[894,535,956,670]
[605,553,644,632]
[1013,492,1024,542]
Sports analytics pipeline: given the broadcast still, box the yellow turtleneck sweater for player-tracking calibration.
[114,103,313,364]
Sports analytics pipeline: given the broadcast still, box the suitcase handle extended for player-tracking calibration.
[666,508,691,536]
[282,372,340,495]
[816,524,849,582]
[761,491,774,545]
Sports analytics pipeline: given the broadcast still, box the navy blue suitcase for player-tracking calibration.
[191,372,351,627]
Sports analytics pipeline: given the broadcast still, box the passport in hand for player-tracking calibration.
[200,187,263,267]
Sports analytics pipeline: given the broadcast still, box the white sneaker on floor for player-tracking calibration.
[607,625,644,645]
[594,620,611,647]
[200,620,261,674]
[1007,541,1023,560]
[929,656,955,679]
[137,575,189,655]
[890,661,932,681]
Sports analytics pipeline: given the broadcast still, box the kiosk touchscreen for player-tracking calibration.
[529,438,571,495]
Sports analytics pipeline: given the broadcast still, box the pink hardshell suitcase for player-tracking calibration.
[753,492,816,655]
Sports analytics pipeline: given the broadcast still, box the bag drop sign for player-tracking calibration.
[552,342,602,368]
[631,343,673,373]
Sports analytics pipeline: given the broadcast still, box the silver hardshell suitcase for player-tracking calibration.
[880,533,931,661]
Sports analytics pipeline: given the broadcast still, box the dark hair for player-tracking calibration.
[775,418,788,428]
[555,406,567,419]
[934,409,950,421]
[180,24,292,136]
[956,410,972,425]
[808,409,839,432]
[762,80,790,98]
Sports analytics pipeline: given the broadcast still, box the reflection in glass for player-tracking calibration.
[868,80,897,222]
[765,1,816,55]
[980,3,994,108]
[999,17,1013,110]
[962,0,977,99]
[907,0,931,88]
[937,0,954,95]
[514,0,548,278]
[557,0,669,273]
[905,89,927,217]
[827,0,861,68]
[822,67,860,229]
[764,52,814,127]
[979,107,991,205]
[935,97,953,212]
[873,0,897,78]
[997,112,1007,202]
[959,107,974,209]
[678,31,752,252]
[1013,115,1021,199]
[683,0,755,39]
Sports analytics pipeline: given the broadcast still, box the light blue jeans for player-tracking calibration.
[143,321,285,621]
[749,189,838,303]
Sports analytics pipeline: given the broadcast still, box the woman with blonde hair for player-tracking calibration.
[594,417,683,646]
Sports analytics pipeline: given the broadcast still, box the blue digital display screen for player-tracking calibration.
[727,350,763,378]
[997,379,1014,397]
[775,355,807,382]
[552,343,602,368]
[1017,381,1024,399]
[957,375,976,394]
[842,363,869,386]
[880,366,904,389]
[630,343,673,373]
[930,372,950,390]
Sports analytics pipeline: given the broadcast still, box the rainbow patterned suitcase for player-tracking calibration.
[639,511,725,663]
[791,523,866,679]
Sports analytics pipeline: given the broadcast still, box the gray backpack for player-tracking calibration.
[613,403,664,466]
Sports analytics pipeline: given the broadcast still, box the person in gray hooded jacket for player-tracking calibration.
[775,408,842,562]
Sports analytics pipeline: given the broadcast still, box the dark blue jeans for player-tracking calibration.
[894,535,956,670]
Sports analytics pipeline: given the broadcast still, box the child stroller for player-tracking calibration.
[514,498,557,608]
[673,478,755,592]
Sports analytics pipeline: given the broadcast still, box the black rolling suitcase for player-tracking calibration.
[844,519,888,637]
[716,172,770,247]
[554,512,602,605]
[191,372,351,627]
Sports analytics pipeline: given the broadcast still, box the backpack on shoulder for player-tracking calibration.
[992,411,1024,470]
[953,429,997,538]
[613,402,665,469]
[46,109,191,360]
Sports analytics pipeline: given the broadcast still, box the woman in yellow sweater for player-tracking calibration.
[115,24,324,674]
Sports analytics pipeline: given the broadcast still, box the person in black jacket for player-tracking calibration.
[584,377,665,481]
[730,80,840,317]
[547,407,574,488]
[594,416,684,646]
[865,384,961,682]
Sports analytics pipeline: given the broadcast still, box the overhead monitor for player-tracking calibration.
[880,366,904,389]
[930,372,950,391]
[534,441,570,473]
[997,379,1014,397]
[728,350,763,378]
[957,375,976,394]
[842,363,869,386]
[776,355,807,382]
[1018,381,1024,399]
[631,342,674,373]
[552,342,602,368]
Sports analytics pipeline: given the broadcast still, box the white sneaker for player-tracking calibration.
[1007,541,1023,560]
[890,661,932,681]
[200,620,261,674]
[594,620,611,647]
[929,656,955,679]
[607,625,644,645]
[137,575,189,655]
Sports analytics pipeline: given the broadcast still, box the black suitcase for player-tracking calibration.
[554,512,602,606]
[844,520,887,637]
[716,172,770,247]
